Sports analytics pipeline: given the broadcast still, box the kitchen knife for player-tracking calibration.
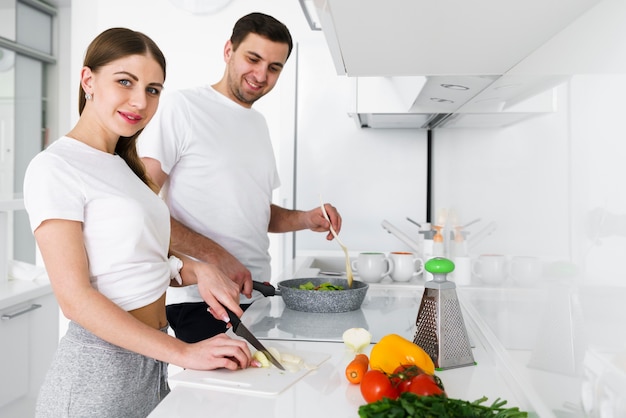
[225,307,285,370]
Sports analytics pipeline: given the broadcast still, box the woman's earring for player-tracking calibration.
[85,92,92,100]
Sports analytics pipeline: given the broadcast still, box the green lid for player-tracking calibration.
[425,257,455,274]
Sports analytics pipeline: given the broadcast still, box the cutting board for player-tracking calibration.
[169,349,330,396]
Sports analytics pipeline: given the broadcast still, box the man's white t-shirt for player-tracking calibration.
[138,86,280,304]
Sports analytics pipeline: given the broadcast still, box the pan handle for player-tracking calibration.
[252,280,278,297]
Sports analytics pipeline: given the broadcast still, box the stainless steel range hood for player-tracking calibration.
[300,0,623,129]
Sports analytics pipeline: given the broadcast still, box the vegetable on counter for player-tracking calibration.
[390,365,445,397]
[358,392,529,418]
[358,363,446,404]
[253,348,316,372]
[342,327,372,353]
[346,354,369,384]
[360,370,399,404]
[369,333,435,375]
[350,333,526,417]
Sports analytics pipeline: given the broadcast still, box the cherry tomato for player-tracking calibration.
[359,370,399,403]
[406,374,445,397]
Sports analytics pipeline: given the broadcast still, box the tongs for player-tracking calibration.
[320,198,354,288]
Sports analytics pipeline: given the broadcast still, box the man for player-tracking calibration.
[138,12,342,342]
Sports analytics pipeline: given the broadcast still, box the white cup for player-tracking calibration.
[389,251,424,282]
[510,256,542,286]
[451,256,471,286]
[472,254,507,285]
[351,252,393,283]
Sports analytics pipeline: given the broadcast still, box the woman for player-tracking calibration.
[23,28,255,418]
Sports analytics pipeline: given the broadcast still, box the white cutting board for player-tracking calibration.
[169,349,329,396]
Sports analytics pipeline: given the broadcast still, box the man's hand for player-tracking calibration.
[307,203,342,241]
[207,246,253,299]
[268,203,343,242]
[191,259,244,323]
[170,217,252,298]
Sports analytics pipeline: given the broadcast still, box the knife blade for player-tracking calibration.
[225,307,285,370]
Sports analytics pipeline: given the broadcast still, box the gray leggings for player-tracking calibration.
[35,321,170,418]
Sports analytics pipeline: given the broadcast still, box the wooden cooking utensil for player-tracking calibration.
[320,198,353,288]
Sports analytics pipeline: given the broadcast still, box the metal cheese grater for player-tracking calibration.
[413,257,476,370]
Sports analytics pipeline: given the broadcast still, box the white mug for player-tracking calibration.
[472,254,507,285]
[510,256,542,286]
[351,252,393,283]
[389,252,424,282]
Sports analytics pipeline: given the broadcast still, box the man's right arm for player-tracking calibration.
[141,157,253,297]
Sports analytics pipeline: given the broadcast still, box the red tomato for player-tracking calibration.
[360,370,399,403]
[406,374,445,397]
[389,364,426,392]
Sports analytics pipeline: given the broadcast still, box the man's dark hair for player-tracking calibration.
[230,12,293,60]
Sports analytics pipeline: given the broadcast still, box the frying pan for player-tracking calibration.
[253,278,368,313]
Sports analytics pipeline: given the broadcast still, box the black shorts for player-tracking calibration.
[166,301,251,343]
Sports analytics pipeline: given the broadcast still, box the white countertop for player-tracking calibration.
[148,255,626,418]
[0,261,51,310]
[151,336,534,418]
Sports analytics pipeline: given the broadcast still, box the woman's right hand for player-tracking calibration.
[182,333,256,370]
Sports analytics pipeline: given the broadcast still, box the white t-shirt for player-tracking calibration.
[23,137,172,311]
[137,86,280,304]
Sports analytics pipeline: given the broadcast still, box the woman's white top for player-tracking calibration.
[23,137,172,311]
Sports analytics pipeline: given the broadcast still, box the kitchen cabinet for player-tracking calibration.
[0,280,58,416]
[310,0,606,77]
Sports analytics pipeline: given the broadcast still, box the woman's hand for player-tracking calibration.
[181,333,255,371]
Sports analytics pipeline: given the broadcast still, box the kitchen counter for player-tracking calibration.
[0,261,51,310]
[150,337,531,418]
[149,255,626,418]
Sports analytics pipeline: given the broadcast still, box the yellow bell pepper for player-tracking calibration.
[369,334,435,375]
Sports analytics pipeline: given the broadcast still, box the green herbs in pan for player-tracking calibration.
[298,281,345,291]
[358,392,528,418]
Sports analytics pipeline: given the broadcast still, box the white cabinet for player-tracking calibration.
[312,0,605,76]
[0,287,58,416]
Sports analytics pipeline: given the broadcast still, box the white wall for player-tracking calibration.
[434,76,626,286]
[292,38,429,255]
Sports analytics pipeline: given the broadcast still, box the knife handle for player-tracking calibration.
[224,307,240,326]
[252,280,276,297]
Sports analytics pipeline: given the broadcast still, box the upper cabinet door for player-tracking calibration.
[311,0,606,76]
[0,0,16,41]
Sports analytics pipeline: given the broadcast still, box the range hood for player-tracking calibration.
[299,0,624,129]
[347,74,566,129]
